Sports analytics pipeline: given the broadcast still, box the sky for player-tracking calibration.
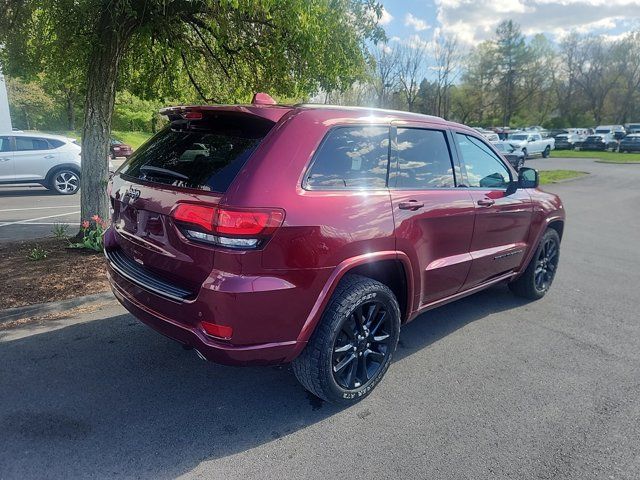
[378,0,640,46]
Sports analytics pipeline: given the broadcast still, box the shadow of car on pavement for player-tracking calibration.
[0,284,529,478]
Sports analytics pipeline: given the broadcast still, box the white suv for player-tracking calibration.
[0,132,82,194]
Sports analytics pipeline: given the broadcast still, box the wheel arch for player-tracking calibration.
[287,251,414,362]
[547,218,565,240]
[45,163,81,185]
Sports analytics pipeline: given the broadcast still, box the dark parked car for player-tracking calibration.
[619,134,640,153]
[110,138,133,159]
[105,95,565,404]
[494,141,525,168]
[581,134,614,151]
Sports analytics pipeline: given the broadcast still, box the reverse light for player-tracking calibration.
[171,203,284,249]
[200,321,233,339]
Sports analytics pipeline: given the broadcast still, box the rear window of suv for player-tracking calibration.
[119,112,274,192]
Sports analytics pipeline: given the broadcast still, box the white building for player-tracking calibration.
[0,67,12,132]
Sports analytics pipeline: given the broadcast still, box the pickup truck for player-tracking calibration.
[507,132,555,158]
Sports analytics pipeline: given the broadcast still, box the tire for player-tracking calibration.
[522,148,528,159]
[542,146,551,158]
[48,168,80,195]
[509,228,560,300]
[292,274,401,405]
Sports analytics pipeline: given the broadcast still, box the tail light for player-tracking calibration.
[172,203,284,249]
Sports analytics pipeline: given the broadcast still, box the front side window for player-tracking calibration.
[394,128,455,188]
[15,137,50,151]
[455,133,511,189]
[305,126,390,189]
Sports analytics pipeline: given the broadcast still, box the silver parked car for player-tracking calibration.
[0,132,82,194]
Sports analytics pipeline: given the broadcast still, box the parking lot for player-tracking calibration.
[1,157,639,479]
[0,160,124,242]
[0,186,80,242]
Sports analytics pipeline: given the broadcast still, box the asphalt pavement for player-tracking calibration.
[0,159,125,242]
[0,157,639,479]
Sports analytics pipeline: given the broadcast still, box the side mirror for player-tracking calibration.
[518,167,539,189]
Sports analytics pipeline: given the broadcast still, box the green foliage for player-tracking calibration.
[68,215,107,252]
[51,222,69,239]
[112,91,164,132]
[27,246,48,261]
[5,77,58,130]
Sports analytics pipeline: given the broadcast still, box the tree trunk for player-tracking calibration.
[80,22,132,226]
[66,91,75,131]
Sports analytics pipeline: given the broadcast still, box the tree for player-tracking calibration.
[609,31,640,123]
[573,35,624,124]
[456,41,497,125]
[370,44,399,108]
[556,33,583,126]
[5,77,55,130]
[432,34,461,118]
[0,0,384,224]
[493,20,530,126]
[397,43,427,112]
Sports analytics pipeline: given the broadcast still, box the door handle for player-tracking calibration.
[0,157,11,162]
[477,198,495,207]
[398,200,425,211]
[44,154,55,159]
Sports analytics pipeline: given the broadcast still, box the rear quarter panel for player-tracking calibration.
[223,109,398,271]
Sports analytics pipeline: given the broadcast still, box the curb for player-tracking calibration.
[0,291,115,325]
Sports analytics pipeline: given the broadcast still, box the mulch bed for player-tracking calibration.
[0,238,110,310]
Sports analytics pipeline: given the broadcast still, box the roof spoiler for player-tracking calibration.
[160,94,287,123]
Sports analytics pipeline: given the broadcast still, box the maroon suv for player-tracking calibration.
[106,95,565,404]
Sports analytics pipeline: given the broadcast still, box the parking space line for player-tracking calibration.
[3,222,80,225]
[0,211,81,228]
[0,206,78,213]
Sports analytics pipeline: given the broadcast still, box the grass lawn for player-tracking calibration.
[539,170,588,185]
[111,130,152,149]
[552,149,640,163]
[44,130,152,150]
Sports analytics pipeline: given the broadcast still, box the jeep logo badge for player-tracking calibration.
[124,187,141,201]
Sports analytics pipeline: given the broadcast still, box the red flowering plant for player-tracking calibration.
[69,214,108,251]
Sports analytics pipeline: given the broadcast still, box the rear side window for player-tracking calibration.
[47,139,65,149]
[305,126,390,189]
[15,137,50,151]
[120,113,274,192]
[394,128,456,188]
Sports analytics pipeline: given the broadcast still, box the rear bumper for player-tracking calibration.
[108,267,303,365]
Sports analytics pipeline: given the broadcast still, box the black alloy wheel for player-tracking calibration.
[534,235,559,293]
[332,301,392,390]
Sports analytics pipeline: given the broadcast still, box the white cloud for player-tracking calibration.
[433,0,640,44]
[405,13,430,32]
[379,7,393,25]
[404,34,436,51]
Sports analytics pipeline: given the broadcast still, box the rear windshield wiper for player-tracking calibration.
[140,165,189,181]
